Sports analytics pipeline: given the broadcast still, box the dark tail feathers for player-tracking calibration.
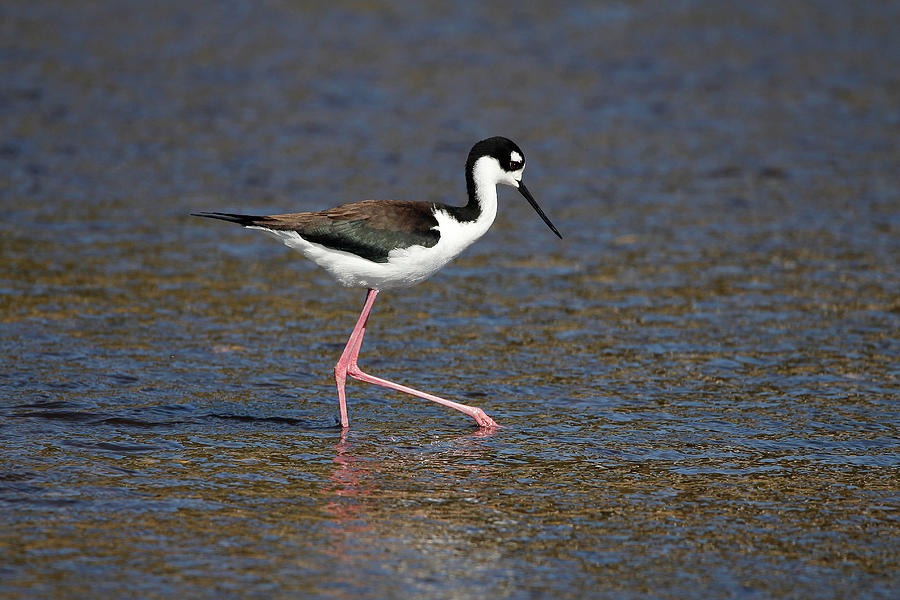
[191,212,268,226]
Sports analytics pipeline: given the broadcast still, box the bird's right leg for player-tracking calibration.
[334,288,379,428]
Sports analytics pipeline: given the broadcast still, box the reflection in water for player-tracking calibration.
[324,435,372,532]
[324,428,501,527]
[318,429,513,595]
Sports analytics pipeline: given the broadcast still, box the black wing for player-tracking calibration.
[192,200,441,263]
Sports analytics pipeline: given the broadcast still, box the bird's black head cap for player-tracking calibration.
[466,136,526,174]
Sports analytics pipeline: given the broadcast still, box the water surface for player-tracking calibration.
[2,1,899,598]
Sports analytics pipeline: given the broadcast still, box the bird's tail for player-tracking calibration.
[191,212,270,227]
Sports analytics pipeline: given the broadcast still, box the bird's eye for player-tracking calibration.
[508,150,524,171]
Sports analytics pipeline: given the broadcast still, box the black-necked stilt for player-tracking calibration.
[193,136,561,429]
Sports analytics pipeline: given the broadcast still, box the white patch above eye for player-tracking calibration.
[510,151,523,164]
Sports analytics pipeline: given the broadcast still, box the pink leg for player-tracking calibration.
[333,288,498,429]
[334,289,378,428]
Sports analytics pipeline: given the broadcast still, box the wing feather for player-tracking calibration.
[193,200,440,263]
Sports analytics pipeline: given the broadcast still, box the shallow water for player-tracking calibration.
[2,1,899,598]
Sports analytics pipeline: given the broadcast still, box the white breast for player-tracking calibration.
[254,157,504,290]
[252,200,496,290]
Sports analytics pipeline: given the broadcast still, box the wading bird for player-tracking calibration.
[193,136,561,429]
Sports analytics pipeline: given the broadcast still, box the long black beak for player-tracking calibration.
[518,181,562,239]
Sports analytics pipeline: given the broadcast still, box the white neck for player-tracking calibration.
[469,157,502,229]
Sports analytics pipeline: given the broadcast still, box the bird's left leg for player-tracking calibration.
[343,294,498,429]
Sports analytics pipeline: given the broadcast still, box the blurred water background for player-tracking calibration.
[2,1,899,598]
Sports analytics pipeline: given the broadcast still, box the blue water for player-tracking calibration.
[2,1,899,598]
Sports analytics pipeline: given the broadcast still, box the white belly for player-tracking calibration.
[250,206,496,290]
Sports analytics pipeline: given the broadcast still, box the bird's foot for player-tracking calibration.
[471,407,499,429]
